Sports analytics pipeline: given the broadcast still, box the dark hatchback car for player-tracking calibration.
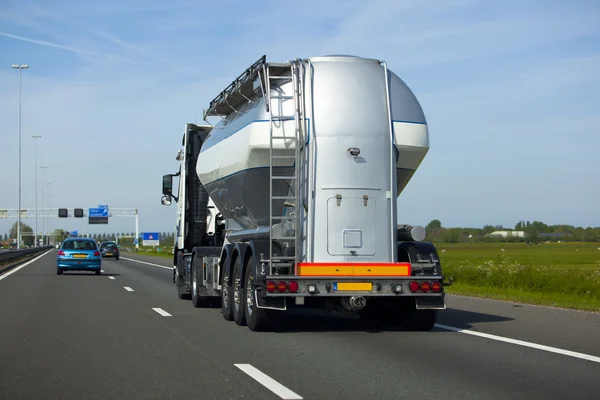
[99,241,120,260]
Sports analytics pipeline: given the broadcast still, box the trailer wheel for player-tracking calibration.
[191,259,211,308]
[244,256,271,332]
[232,257,247,326]
[176,254,191,300]
[399,309,438,331]
[221,261,234,321]
[177,285,191,300]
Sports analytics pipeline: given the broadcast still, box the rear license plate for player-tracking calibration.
[73,254,87,259]
[334,282,373,291]
[106,253,113,256]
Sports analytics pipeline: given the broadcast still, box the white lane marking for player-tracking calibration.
[101,270,105,272]
[0,249,54,281]
[108,276,115,280]
[234,364,303,400]
[152,308,172,317]
[124,287,134,292]
[435,324,600,364]
[121,256,171,270]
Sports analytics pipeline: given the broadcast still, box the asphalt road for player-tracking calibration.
[1,250,599,400]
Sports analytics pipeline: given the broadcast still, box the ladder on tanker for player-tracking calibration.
[263,60,305,275]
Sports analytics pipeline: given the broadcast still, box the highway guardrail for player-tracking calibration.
[0,246,53,274]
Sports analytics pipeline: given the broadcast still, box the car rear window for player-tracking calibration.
[102,243,118,249]
[63,240,97,250]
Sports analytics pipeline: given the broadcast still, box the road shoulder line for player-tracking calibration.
[0,249,54,281]
[435,323,600,364]
[121,256,171,270]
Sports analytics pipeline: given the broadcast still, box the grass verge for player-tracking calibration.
[445,283,600,312]
[440,242,600,312]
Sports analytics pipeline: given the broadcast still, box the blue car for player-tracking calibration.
[57,238,102,275]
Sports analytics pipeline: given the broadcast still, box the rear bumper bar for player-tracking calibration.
[262,275,447,297]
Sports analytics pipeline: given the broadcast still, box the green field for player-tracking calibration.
[124,242,600,312]
[438,242,600,311]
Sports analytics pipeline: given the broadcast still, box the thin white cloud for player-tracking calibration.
[0,31,138,63]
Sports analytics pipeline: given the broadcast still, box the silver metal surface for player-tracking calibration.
[397,225,427,242]
[197,55,431,268]
[381,61,397,261]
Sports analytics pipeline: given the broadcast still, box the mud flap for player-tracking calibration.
[255,292,287,311]
[415,296,446,310]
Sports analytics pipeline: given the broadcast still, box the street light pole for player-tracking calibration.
[41,166,48,245]
[32,135,42,246]
[12,64,29,249]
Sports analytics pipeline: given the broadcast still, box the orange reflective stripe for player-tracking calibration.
[296,262,411,276]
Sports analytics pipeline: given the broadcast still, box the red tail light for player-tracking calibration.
[420,281,431,292]
[277,281,287,293]
[431,281,442,293]
[288,281,299,293]
[266,281,276,293]
[409,281,420,293]
[58,250,65,256]
[94,251,100,256]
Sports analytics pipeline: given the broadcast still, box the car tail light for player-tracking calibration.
[94,251,100,256]
[288,281,299,293]
[277,281,287,293]
[409,281,420,293]
[266,281,276,293]
[58,250,65,256]
[431,281,442,293]
[420,281,431,293]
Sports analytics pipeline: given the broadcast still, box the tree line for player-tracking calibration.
[425,220,600,243]
[1,222,176,247]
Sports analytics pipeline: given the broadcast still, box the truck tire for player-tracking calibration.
[400,309,438,331]
[177,285,191,300]
[232,257,247,326]
[244,255,271,332]
[221,261,234,321]
[176,253,191,300]
[191,259,211,308]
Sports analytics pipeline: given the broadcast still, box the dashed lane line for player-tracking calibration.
[235,364,303,400]
[152,308,172,317]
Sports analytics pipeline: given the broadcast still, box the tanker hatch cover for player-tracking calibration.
[203,55,292,119]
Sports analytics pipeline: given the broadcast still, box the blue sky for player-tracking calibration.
[0,0,599,237]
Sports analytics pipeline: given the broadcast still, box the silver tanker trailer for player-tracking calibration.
[161,55,451,331]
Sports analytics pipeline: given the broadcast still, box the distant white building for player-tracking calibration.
[487,230,527,238]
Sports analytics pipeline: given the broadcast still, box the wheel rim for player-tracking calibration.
[222,277,229,308]
[233,279,240,312]
[192,269,197,297]
[246,275,254,317]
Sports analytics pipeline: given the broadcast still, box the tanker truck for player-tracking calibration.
[161,55,451,331]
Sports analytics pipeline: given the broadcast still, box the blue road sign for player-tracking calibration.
[98,205,108,209]
[142,232,160,246]
[70,231,78,237]
[89,207,108,217]
[142,232,160,241]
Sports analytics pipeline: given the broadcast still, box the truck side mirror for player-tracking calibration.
[162,174,173,196]
[161,195,172,206]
